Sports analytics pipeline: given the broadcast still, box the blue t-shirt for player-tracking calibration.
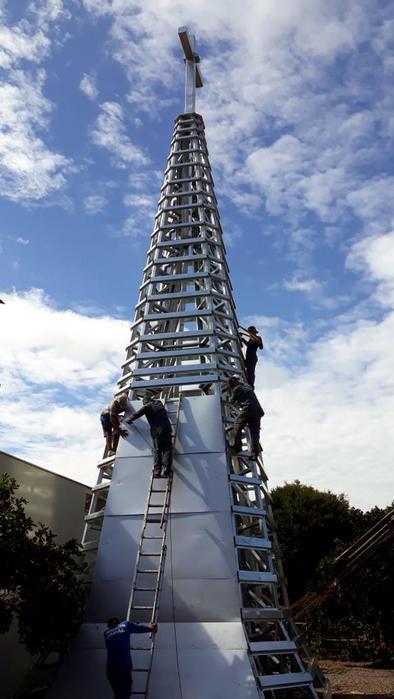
[104,620,150,669]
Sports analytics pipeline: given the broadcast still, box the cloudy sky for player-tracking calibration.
[1,0,394,511]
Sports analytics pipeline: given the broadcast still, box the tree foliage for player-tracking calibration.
[271,481,394,661]
[271,480,354,602]
[0,473,87,655]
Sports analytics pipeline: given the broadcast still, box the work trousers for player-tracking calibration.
[107,666,132,699]
[151,425,173,471]
[233,410,261,456]
[245,357,257,388]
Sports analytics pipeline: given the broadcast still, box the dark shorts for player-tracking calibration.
[100,413,112,436]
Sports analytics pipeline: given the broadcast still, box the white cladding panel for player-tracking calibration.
[107,451,230,516]
[48,623,259,699]
[175,393,225,454]
[171,452,230,513]
[106,457,152,516]
[166,511,236,580]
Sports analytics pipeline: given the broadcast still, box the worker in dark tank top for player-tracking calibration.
[240,325,263,388]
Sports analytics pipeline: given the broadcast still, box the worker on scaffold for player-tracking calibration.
[104,617,157,699]
[126,392,173,478]
[225,376,264,460]
[100,391,130,456]
[240,325,263,389]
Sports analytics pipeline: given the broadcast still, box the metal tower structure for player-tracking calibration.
[49,26,329,699]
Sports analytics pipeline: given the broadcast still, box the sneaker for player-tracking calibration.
[153,468,162,478]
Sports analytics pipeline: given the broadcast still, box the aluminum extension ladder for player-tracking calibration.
[127,397,182,697]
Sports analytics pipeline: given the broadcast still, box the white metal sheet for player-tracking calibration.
[106,456,153,516]
[85,578,133,622]
[115,399,153,458]
[47,649,109,699]
[92,515,143,582]
[158,577,241,622]
[176,647,259,699]
[166,511,236,580]
[171,452,230,514]
[108,451,231,516]
[175,394,225,454]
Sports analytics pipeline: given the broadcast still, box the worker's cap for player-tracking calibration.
[143,390,159,405]
[228,375,240,386]
[247,325,257,333]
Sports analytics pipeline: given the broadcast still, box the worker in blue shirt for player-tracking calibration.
[104,617,157,698]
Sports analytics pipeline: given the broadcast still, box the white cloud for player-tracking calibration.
[79,0,393,253]
[0,288,129,484]
[0,6,73,202]
[283,277,322,294]
[79,73,98,100]
[0,71,72,202]
[252,310,394,510]
[91,101,149,167]
[83,194,108,215]
[347,231,394,306]
[16,237,30,245]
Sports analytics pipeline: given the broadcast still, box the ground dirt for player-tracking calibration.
[319,659,394,696]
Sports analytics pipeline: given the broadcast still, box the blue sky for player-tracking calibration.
[1,0,394,511]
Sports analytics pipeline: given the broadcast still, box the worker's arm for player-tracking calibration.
[126,405,147,423]
[110,414,128,437]
[247,332,263,350]
[125,621,157,634]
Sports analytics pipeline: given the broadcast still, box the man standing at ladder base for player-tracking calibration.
[126,393,173,478]
[104,618,157,699]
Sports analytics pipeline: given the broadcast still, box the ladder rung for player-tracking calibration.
[238,570,277,584]
[230,474,261,486]
[137,569,159,574]
[84,510,104,522]
[131,605,154,610]
[91,481,110,492]
[140,552,161,556]
[134,587,157,592]
[151,489,167,493]
[242,607,284,621]
[235,535,271,550]
[232,505,266,517]
[148,504,164,508]
[250,640,296,653]
[130,668,149,673]
[258,672,312,689]
[142,536,163,540]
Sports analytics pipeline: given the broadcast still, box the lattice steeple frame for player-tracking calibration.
[116,112,244,398]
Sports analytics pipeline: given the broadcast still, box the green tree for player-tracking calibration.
[0,473,86,655]
[272,481,394,661]
[271,480,354,602]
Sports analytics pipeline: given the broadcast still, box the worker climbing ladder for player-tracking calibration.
[127,399,181,697]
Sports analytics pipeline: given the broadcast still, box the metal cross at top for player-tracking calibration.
[178,26,203,114]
